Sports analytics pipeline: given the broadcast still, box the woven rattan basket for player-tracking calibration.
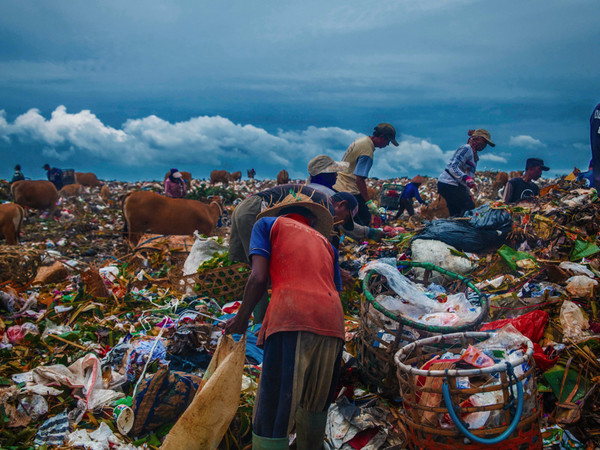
[170,263,250,304]
[394,332,541,450]
[357,261,489,397]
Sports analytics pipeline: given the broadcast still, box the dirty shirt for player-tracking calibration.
[249,214,344,346]
[438,144,477,187]
[504,177,540,203]
[333,136,375,194]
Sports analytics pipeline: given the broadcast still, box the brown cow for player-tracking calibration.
[420,194,450,220]
[210,170,231,185]
[491,172,509,197]
[11,180,59,213]
[123,191,223,246]
[0,203,25,245]
[100,185,111,203]
[163,171,192,183]
[276,170,289,185]
[509,170,523,179]
[75,172,102,187]
[59,183,84,198]
[229,171,242,182]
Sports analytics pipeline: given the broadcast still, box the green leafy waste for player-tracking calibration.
[186,183,242,204]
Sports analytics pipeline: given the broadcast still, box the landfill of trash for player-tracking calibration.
[0,170,598,449]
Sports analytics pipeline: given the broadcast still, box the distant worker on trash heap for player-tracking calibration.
[42,163,63,190]
[394,175,428,219]
[437,129,495,217]
[228,181,357,323]
[591,102,600,189]
[11,165,25,183]
[306,154,384,241]
[503,158,549,204]
[577,159,594,187]
[224,193,344,450]
[333,123,399,226]
[164,168,187,198]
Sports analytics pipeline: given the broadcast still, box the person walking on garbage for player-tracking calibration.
[437,129,495,217]
[43,163,63,190]
[228,182,355,323]
[591,102,600,189]
[224,192,344,450]
[503,158,549,203]
[307,154,385,241]
[394,175,427,219]
[333,123,399,226]
[164,168,187,198]
[10,165,25,183]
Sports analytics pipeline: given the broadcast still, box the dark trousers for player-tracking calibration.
[353,194,371,226]
[394,198,415,218]
[253,332,342,438]
[437,181,475,217]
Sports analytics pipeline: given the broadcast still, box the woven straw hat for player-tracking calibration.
[256,191,333,237]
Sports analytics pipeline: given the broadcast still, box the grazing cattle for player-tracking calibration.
[276,170,289,185]
[509,170,523,180]
[59,183,84,198]
[123,191,223,246]
[420,194,450,220]
[100,185,111,203]
[163,171,193,183]
[491,172,509,197]
[11,180,59,213]
[75,172,102,187]
[0,203,25,245]
[247,168,256,179]
[230,171,242,182]
[210,170,231,185]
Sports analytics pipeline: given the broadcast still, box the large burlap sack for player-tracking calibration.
[161,334,246,450]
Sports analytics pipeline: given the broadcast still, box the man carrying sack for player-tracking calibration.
[224,192,345,450]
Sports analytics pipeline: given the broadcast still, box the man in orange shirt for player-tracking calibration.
[224,193,344,450]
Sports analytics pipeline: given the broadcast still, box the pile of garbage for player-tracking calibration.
[0,173,598,449]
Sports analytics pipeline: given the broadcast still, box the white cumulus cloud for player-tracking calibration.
[479,153,508,163]
[0,106,361,173]
[509,135,545,149]
[372,135,449,179]
[1,106,509,178]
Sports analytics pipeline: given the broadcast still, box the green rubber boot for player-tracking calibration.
[295,407,328,450]
[252,432,289,449]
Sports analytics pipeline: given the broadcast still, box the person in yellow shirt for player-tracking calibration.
[333,123,399,225]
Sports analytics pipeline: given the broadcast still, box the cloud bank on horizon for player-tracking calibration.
[1,106,544,180]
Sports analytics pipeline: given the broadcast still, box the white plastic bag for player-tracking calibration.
[566,275,597,299]
[182,232,228,276]
[560,300,589,341]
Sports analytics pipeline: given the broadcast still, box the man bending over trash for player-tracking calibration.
[224,192,344,450]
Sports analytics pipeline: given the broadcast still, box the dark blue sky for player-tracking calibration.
[1,0,599,182]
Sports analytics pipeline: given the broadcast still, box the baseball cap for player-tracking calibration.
[374,123,399,146]
[471,129,495,147]
[307,155,349,176]
[526,158,549,171]
[331,192,358,231]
